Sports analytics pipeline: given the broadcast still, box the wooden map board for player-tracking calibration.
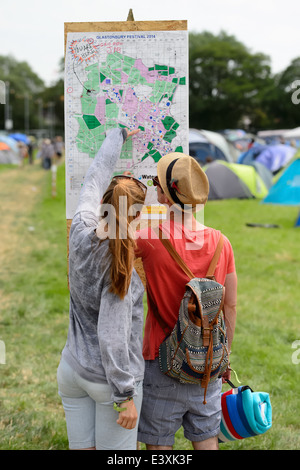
[64,19,188,287]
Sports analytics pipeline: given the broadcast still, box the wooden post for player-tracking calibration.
[127,9,135,21]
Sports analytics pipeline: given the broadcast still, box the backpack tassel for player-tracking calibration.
[202,329,214,404]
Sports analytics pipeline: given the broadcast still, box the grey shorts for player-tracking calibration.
[138,358,222,446]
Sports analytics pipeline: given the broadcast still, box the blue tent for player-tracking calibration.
[9,133,30,145]
[237,143,266,164]
[256,145,296,173]
[262,158,300,206]
[238,143,296,173]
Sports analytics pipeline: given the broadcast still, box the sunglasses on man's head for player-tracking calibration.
[112,175,147,195]
[152,176,164,193]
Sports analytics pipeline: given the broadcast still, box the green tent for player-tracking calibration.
[204,161,269,200]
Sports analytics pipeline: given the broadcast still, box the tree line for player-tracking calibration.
[189,31,300,131]
[0,31,299,136]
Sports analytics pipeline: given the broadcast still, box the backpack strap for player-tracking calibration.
[156,227,224,280]
[148,228,224,334]
[205,235,224,279]
[146,227,195,335]
[156,227,195,279]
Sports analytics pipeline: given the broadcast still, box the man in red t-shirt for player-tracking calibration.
[135,152,237,451]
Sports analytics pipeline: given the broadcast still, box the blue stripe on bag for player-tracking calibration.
[236,390,257,437]
[226,393,254,438]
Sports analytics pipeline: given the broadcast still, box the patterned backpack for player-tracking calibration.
[151,230,229,404]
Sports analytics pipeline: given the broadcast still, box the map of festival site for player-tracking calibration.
[64,28,188,218]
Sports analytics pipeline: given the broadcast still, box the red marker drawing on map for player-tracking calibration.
[70,37,100,64]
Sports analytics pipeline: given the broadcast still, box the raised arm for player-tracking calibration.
[74,128,126,218]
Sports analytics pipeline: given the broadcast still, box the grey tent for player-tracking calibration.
[0,144,20,164]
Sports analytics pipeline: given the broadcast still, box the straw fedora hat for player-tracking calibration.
[157,152,209,210]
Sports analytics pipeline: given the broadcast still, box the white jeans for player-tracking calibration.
[57,358,143,450]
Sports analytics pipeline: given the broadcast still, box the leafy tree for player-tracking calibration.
[38,80,64,136]
[0,55,44,131]
[37,57,64,135]
[258,57,300,130]
[189,31,273,130]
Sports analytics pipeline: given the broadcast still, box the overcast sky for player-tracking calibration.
[1,0,300,85]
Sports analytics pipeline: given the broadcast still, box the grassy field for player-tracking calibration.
[0,161,299,450]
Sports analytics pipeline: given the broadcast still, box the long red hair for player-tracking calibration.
[99,178,145,299]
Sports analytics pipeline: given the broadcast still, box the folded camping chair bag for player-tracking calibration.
[219,382,272,442]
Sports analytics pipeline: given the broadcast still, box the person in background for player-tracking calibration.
[40,139,55,170]
[53,136,64,162]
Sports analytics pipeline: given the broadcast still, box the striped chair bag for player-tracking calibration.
[219,380,272,442]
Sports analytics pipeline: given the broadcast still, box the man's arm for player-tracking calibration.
[222,271,237,382]
[224,271,237,351]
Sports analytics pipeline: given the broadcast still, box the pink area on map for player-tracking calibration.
[94,95,106,124]
[121,71,129,84]
[123,88,139,115]
[135,100,152,126]
[134,59,159,83]
[135,99,167,136]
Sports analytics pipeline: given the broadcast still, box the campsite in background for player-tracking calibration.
[189,127,300,226]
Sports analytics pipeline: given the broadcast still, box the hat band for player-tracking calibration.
[166,159,185,209]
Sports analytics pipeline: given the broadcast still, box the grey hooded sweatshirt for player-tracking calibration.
[61,128,145,402]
